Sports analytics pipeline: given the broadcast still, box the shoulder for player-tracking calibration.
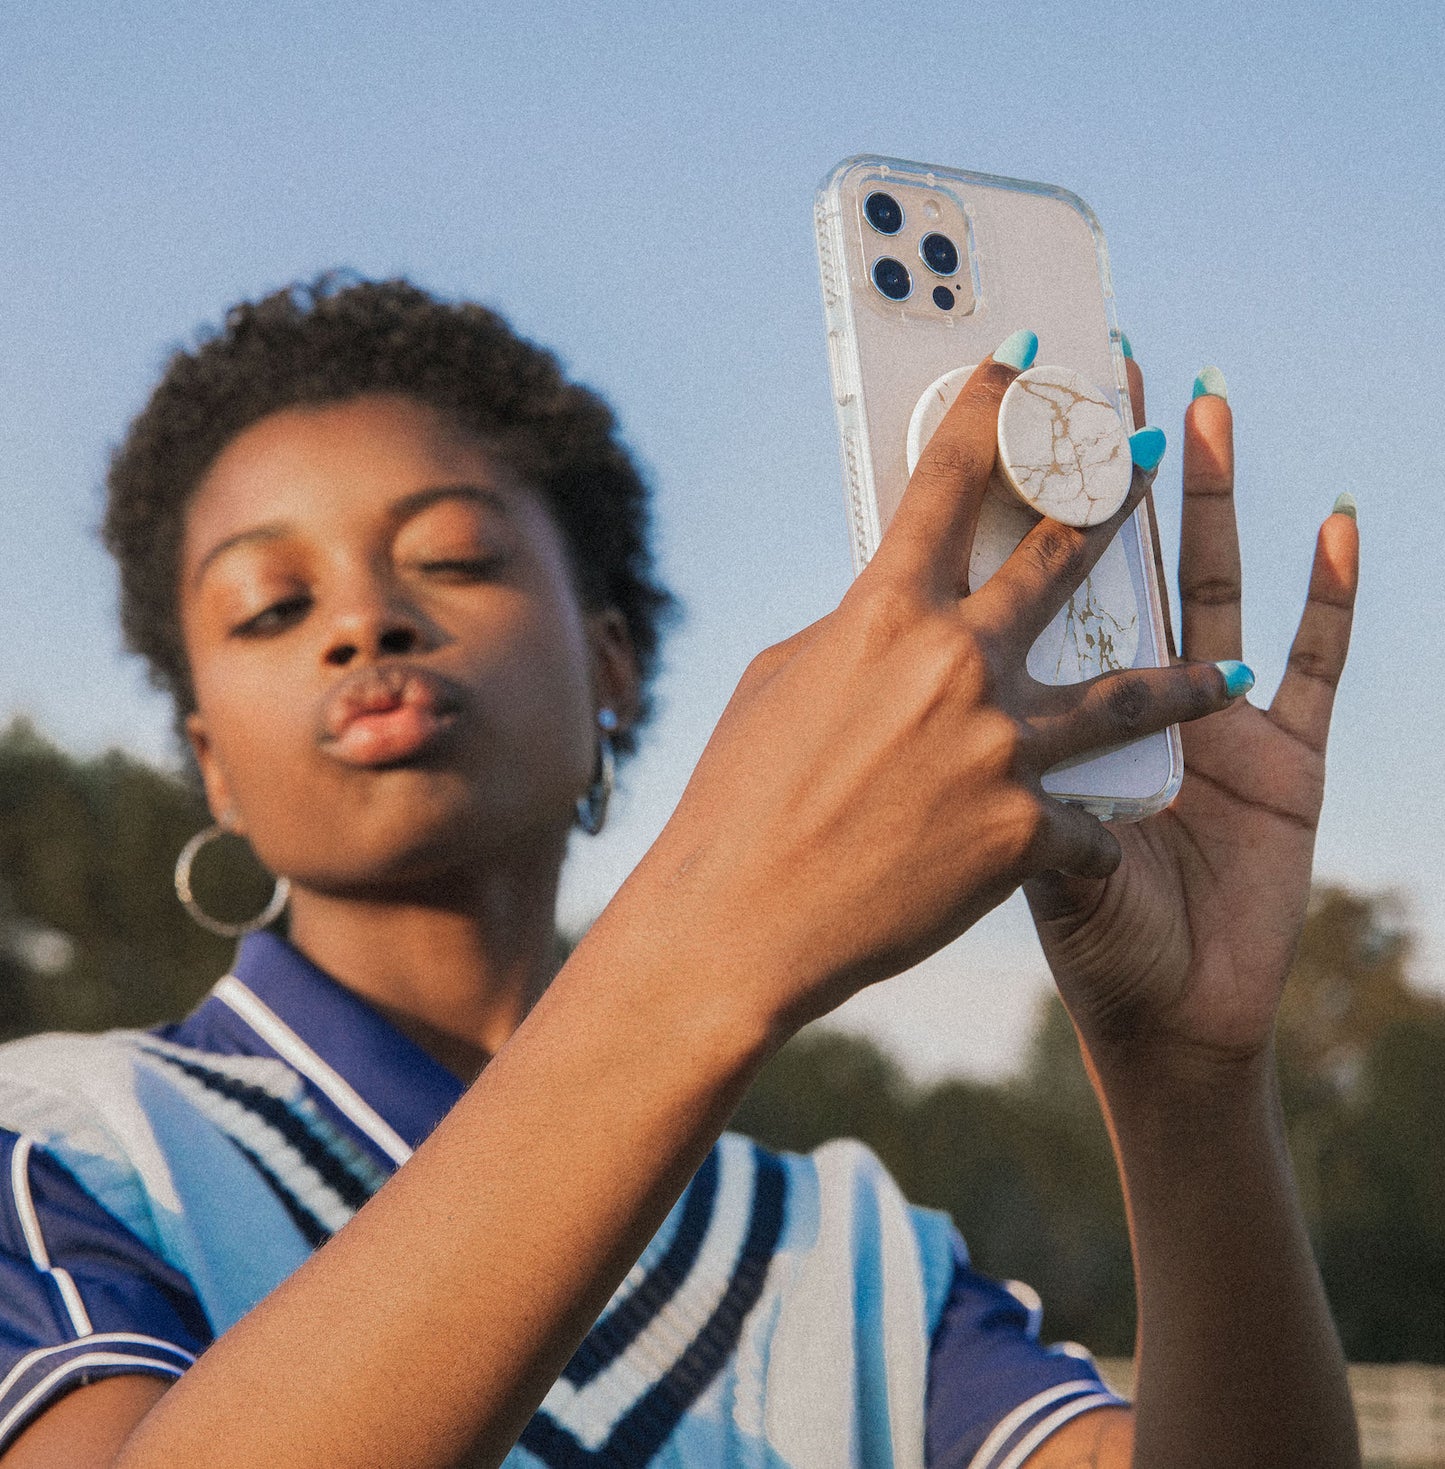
[0,1029,170,1251]
[727,1134,958,1328]
[0,1029,153,1147]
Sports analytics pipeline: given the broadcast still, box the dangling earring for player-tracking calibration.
[575,708,618,836]
[174,824,290,937]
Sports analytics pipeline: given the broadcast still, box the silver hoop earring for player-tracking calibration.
[575,710,617,836]
[174,825,290,937]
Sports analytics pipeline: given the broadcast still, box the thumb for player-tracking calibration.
[1023,867,1108,928]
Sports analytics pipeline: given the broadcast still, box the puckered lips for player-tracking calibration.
[317,662,468,768]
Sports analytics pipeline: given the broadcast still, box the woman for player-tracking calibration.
[0,278,1360,1467]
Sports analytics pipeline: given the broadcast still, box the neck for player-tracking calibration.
[284,853,565,1086]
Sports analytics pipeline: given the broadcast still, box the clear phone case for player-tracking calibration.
[815,155,1182,820]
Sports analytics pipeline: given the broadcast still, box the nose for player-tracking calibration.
[322,579,431,668]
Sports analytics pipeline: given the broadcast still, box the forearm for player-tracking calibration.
[1094,1047,1358,1469]
[115,880,777,1469]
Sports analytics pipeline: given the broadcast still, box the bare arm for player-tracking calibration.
[1024,359,1360,1468]
[5,347,1237,1469]
[6,1379,170,1469]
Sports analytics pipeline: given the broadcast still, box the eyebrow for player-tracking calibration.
[191,484,514,588]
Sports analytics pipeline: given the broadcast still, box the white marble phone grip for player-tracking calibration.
[907,364,1131,529]
[906,365,1141,684]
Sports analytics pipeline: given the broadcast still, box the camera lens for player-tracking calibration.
[864,192,903,235]
[920,232,959,276]
[871,257,912,301]
[932,285,956,311]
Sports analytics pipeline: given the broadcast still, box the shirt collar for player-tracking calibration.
[174,930,464,1167]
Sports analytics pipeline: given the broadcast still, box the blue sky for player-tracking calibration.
[3,0,1441,1077]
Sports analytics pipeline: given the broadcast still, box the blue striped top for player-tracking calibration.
[0,932,1120,1466]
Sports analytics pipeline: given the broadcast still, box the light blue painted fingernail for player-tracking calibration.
[1215,660,1255,698]
[1129,426,1167,472]
[1332,491,1358,520]
[1192,366,1228,401]
[993,329,1039,371]
[1120,332,1134,360]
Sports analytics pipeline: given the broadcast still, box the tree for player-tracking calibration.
[0,718,273,1038]
[731,886,1445,1363]
[3,721,1441,1361]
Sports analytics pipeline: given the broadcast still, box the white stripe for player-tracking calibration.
[48,1270,93,1337]
[10,1138,50,1269]
[994,1392,1124,1469]
[214,976,412,1165]
[966,1381,1103,1469]
[1003,1279,1044,1339]
[873,1148,932,1469]
[0,1335,195,1404]
[8,1137,93,1336]
[0,1352,185,1445]
[539,1135,757,1450]
[148,1053,356,1233]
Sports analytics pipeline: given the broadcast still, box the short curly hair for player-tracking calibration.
[103,274,674,757]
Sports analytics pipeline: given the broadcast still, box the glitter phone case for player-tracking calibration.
[815,155,1182,820]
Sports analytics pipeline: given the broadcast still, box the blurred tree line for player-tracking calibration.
[2,717,1442,1364]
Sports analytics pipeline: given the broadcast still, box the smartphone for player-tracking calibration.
[815,155,1181,821]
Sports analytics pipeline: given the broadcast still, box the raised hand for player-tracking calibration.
[1025,358,1360,1075]
[634,336,1241,1032]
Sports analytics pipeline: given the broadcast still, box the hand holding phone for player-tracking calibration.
[816,156,1179,818]
[640,347,1234,1026]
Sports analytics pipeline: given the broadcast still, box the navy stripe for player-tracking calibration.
[561,1147,720,1388]
[519,1145,788,1467]
[224,1138,332,1250]
[145,1049,376,1211]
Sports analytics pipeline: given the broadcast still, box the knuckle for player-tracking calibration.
[1286,644,1340,689]
[918,619,993,706]
[1104,675,1153,735]
[957,630,1001,703]
[1023,522,1081,575]
[1033,522,1080,567]
[845,578,916,651]
[1181,573,1242,607]
[980,709,1026,775]
[739,640,789,691]
[1183,470,1234,498]
[914,439,983,486]
[1004,790,1050,865]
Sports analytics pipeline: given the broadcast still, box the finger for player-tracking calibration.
[873,330,1037,599]
[1179,379,1242,662]
[1030,657,1246,768]
[1028,797,1122,880]
[1125,347,1179,656]
[1124,343,1146,428]
[1024,866,1104,927]
[1268,503,1359,752]
[968,464,1153,647]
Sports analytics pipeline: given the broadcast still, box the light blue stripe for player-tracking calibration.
[851,1164,893,1467]
[909,1204,961,1336]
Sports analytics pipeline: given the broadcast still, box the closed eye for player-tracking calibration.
[232,594,312,637]
[418,557,507,582]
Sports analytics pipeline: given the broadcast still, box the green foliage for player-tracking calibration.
[2,721,1441,1363]
[734,1004,1136,1354]
[736,888,1445,1365]
[0,718,274,1039]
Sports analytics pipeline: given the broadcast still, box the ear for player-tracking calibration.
[185,713,244,835]
[584,609,642,734]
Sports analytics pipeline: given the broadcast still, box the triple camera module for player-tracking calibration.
[864,190,962,311]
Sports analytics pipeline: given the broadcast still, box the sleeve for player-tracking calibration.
[925,1234,1127,1469]
[0,1129,212,1450]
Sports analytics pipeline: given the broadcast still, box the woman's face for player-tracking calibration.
[178,393,637,897]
